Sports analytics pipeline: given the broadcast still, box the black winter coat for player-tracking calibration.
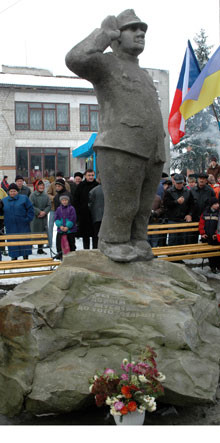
[88,184,104,224]
[163,186,193,221]
[191,185,215,221]
[74,179,98,236]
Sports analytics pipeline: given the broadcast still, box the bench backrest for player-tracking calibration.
[0,233,49,247]
[147,222,199,235]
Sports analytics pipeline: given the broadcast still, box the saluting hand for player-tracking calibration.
[101,16,121,41]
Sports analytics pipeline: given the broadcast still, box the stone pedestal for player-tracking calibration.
[0,250,220,417]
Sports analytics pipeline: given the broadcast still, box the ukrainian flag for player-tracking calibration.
[180,45,220,120]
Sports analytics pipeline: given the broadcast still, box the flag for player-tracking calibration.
[180,45,220,120]
[168,40,200,145]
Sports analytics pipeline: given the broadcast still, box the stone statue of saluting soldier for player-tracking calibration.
[66,9,166,262]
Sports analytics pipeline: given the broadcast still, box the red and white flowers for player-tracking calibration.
[89,346,165,419]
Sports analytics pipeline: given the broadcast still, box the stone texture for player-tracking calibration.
[0,250,220,417]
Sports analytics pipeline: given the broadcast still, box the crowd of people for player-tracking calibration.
[0,169,103,261]
[149,155,220,273]
[0,155,220,273]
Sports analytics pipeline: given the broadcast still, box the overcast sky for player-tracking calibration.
[0,0,219,103]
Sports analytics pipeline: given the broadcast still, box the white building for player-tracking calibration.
[0,64,169,185]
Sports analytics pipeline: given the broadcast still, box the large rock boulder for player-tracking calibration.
[0,250,220,417]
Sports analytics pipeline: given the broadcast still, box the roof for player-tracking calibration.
[73,133,97,158]
[0,73,94,92]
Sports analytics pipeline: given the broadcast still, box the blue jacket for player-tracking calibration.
[2,194,34,258]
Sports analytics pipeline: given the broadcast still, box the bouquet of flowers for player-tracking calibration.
[89,346,165,420]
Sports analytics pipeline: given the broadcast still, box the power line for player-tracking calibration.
[0,0,23,16]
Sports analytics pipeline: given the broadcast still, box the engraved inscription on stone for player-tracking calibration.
[77,293,159,319]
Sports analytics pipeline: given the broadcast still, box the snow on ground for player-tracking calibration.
[1,230,220,286]
[0,226,84,286]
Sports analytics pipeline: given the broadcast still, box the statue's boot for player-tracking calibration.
[98,239,138,262]
[131,239,154,261]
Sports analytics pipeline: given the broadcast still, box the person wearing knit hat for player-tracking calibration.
[199,197,220,273]
[1,184,34,260]
[47,173,71,248]
[54,192,77,259]
[54,181,73,212]
[60,194,70,203]
[30,180,51,254]
[55,178,65,187]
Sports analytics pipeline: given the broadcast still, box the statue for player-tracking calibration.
[65,9,166,262]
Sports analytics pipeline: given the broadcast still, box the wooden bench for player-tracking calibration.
[0,233,61,279]
[147,222,220,262]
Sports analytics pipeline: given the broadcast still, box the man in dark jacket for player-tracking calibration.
[199,197,220,273]
[88,179,104,243]
[190,172,216,243]
[163,173,193,246]
[74,169,98,249]
[15,175,31,197]
[191,173,216,220]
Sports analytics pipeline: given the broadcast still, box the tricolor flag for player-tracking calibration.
[180,45,220,120]
[168,40,200,145]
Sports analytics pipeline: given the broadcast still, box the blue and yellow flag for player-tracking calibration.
[180,45,220,120]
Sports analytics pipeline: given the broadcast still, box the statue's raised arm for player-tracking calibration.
[65,10,166,262]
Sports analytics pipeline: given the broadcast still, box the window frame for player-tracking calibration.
[15,101,70,131]
[80,103,99,132]
[16,147,70,184]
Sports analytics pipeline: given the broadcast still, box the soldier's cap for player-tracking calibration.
[116,9,148,32]
[174,173,184,183]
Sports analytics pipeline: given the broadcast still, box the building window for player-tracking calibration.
[80,104,99,131]
[16,147,70,184]
[15,102,70,131]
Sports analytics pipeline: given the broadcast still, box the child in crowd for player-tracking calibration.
[54,194,77,259]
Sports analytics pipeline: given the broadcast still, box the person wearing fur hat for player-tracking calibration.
[67,172,83,202]
[207,156,220,182]
[15,175,31,197]
[47,172,71,248]
[199,197,220,273]
[30,180,51,254]
[1,183,34,260]
[54,194,77,259]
